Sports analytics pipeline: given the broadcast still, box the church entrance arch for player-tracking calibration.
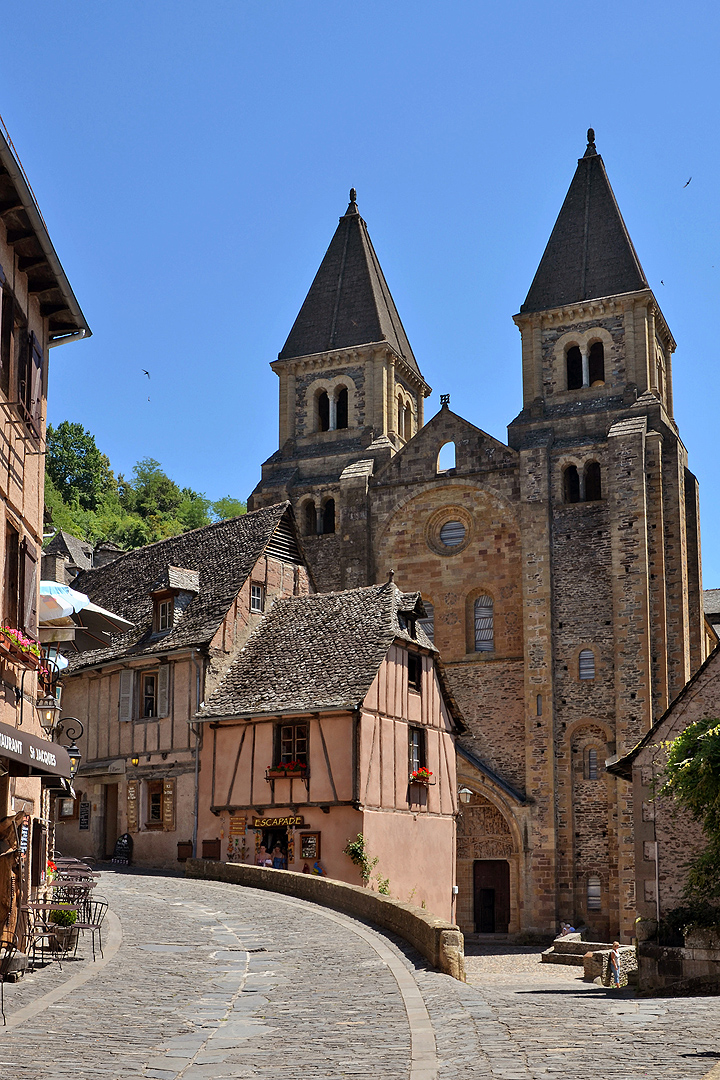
[457,789,519,935]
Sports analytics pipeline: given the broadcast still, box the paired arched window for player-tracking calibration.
[563,463,602,503]
[336,387,348,429]
[418,601,434,643]
[317,391,330,432]
[316,385,350,432]
[437,441,456,473]
[566,341,605,390]
[397,396,412,442]
[579,649,595,680]
[322,498,335,534]
[474,595,494,652]
[304,501,317,536]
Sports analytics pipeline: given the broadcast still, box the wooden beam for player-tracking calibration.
[5,227,34,244]
[18,255,49,273]
[40,301,68,317]
[0,202,23,218]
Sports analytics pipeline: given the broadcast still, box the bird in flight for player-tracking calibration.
[142,369,150,378]
[660,280,664,285]
[683,177,692,188]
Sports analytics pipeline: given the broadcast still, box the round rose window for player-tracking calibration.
[439,520,466,547]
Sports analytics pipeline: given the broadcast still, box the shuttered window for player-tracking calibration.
[21,539,38,637]
[418,601,434,643]
[474,595,494,652]
[587,876,602,911]
[157,665,170,718]
[119,669,134,722]
[579,650,595,680]
[587,747,599,780]
[439,520,465,547]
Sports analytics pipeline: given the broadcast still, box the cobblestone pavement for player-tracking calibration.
[0,869,718,1079]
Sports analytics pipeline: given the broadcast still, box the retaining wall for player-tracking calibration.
[185,859,465,981]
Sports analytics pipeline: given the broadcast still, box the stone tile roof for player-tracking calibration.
[66,504,296,672]
[44,530,93,571]
[704,589,720,620]
[278,191,420,374]
[197,582,463,722]
[521,132,648,314]
[151,567,200,594]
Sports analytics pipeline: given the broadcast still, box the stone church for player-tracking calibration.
[249,131,706,940]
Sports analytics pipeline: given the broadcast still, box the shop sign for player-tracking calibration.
[252,816,304,829]
[0,720,72,778]
[229,816,246,837]
[19,816,30,856]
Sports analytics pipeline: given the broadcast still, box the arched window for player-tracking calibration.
[336,387,348,430]
[474,595,494,652]
[304,501,317,537]
[317,391,330,432]
[579,649,595,680]
[322,498,335,535]
[585,462,602,502]
[437,441,456,473]
[588,341,605,385]
[586,747,599,780]
[564,465,580,503]
[418,601,434,643]
[587,875,602,911]
[566,345,583,390]
[397,394,404,434]
[403,404,412,443]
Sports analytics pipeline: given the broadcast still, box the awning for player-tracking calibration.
[39,581,134,653]
[0,721,72,778]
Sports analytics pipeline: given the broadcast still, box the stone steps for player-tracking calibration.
[541,950,585,966]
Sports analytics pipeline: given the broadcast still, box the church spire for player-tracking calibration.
[278,190,420,374]
[521,130,648,314]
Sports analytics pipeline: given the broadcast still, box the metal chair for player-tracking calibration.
[73,897,108,961]
[0,937,18,1025]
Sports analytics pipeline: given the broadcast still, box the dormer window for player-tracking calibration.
[158,599,173,631]
[250,583,265,613]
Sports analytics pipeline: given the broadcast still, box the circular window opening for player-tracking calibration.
[439,520,466,547]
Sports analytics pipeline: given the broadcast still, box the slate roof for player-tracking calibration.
[66,504,298,672]
[44,530,93,571]
[521,131,648,314]
[704,589,720,621]
[198,582,463,725]
[278,191,421,375]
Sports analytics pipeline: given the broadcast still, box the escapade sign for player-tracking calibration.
[252,816,304,829]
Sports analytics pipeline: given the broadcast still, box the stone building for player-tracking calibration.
[249,132,707,940]
[196,581,464,921]
[57,504,310,868]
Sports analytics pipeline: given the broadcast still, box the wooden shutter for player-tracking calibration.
[29,333,43,437]
[119,669,134,721]
[21,540,38,638]
[126,780,138,833]
[162,779,175,831]
[157,664,170,718]
[579,650,595,680]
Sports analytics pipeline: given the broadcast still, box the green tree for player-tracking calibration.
[46,421,114,510]
[210,496,246,522]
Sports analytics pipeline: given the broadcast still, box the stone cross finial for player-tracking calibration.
[584,128,597,156]
[349,188,357,204]
[440,394,450,408]
[387,569,395,582]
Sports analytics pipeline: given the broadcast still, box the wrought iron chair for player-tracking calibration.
[73,897,108,961]
[0,936,19,1025]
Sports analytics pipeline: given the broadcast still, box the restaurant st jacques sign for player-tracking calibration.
[252,816,304,829]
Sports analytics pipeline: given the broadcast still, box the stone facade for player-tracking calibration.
[249,142,707,940]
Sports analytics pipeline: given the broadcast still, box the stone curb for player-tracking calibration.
[0,908,123,1031]
[186,858,465,981]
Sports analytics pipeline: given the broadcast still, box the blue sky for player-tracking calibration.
[3,2,720,578]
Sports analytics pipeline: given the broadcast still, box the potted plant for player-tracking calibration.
[265,760,308,780]
[48,906,78,953]
[409,767,434,785]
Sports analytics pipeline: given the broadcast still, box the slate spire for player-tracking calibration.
[521,130,648,314]
[279,190,419,373]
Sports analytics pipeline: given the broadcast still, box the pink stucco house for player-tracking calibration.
[196,581,464,922]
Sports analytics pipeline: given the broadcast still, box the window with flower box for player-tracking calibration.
[408,726,426,775]
[277,722,308,767]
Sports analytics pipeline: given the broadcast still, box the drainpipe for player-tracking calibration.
[190,650,205,859]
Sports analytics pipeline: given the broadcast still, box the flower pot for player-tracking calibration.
[50,926,78,953]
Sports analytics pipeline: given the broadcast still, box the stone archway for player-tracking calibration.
[456,792,518,935]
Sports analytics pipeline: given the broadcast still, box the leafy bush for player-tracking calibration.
[49,906,77,927]
[343,833,378,886]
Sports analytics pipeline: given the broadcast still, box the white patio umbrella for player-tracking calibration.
[39,581,134,652]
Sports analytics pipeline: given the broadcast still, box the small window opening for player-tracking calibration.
[403,404,412,442]
[278,722,308,765]
[474,595,494,652]
[336,387,348,429]
[587,875,602,911]
[586,747,599,780]
[250,583,265,613]
[317,391,330,432]
[157,598,173,631]
[585,462,602,502]
[408,727,426,774]
[142,673,157,718]
[579,649,595,680]
[566,346,583,390]
[588,342,605,385]
[657,363,664,401]
[322,498,335,534]
[418,601,434,643]
[397,394,404,434]
[304,501,317,536]
[564,465,580,503]
[407,652,422,692]
[536,694,542,717]
[437,441,456,472]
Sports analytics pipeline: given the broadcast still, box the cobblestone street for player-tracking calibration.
[0,870,718,1079]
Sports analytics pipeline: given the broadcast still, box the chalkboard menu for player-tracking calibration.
[112,832,133,864]
[78,802,91,831]
[18,817,29,857]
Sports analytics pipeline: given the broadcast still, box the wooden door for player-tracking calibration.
[474,860,510,933]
